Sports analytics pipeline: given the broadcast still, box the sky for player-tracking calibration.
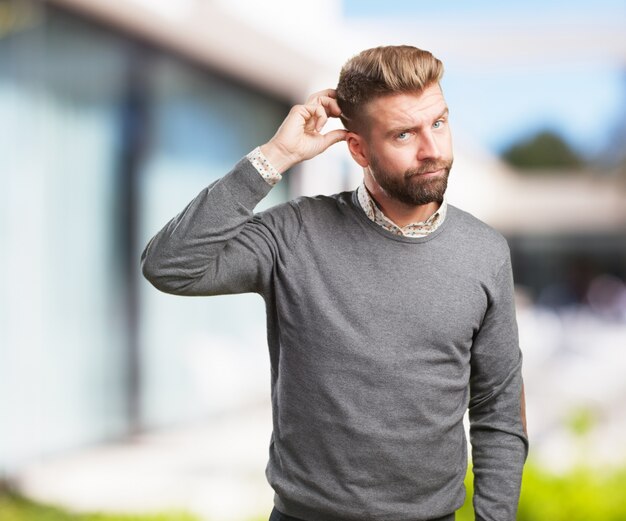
[343,0,626,19]
[341,0,626,159]
[441,65,624,158]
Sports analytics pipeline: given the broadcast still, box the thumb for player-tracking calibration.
[322,129,348,150]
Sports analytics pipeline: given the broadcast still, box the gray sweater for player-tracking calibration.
[141,158,529,521]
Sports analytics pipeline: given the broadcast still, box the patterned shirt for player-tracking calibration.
[356,182,447,238]
[247,146,282,186]
[246,146,447,238]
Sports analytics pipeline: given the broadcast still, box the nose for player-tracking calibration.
[417,130,442,162]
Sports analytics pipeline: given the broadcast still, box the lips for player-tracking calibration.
[417,169,443,177]
[405,164,449,179]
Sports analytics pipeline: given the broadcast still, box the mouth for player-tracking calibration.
[416,169,444,177]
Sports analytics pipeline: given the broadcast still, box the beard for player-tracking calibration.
[368,154,453,206]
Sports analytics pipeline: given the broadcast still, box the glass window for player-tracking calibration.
[138,55,289,427]
[0,1,291,471]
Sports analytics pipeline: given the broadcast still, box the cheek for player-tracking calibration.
[439,132,453,156]
[377,144,414,168]
[392,148,420,171]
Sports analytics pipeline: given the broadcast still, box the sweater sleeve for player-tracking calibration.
[140,157,301,297]
[468,249,529,521]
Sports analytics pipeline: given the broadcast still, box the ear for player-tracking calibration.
[346,132,369,168]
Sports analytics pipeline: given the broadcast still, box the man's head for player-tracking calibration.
[336,45,452,208]
[336,45,444,134]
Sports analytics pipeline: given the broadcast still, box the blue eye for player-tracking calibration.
[433,120,443,129]
[397,132,409,140]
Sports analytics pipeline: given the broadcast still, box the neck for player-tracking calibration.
[363,177,442,227]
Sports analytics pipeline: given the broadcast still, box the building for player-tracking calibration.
[2,0,625,518]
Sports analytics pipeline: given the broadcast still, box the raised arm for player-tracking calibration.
[140,90,346,297]
[468,250,529,521]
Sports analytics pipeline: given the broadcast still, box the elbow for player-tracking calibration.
[140,247,169,292]
[140,244,180,294]
[141,259,189,295]
[140,247,212,296]
[141,257,160,288]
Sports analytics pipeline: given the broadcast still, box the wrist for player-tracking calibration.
[260,141,299,174]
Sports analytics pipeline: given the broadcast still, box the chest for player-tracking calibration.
[281,229,489,352]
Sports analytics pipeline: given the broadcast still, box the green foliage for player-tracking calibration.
[565,405,599,438]
[3,462,626,521]
[455,470,475,521]
[458,461,626,521]
[518,463,626,521]
[501,130,584,171]
[0,491,200,521]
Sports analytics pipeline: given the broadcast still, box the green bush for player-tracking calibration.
[3,462,626,521]
[0,491,200,521]
[457,461,626,521]
[518,462,626,521]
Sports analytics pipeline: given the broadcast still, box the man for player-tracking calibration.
[141,45,529,521]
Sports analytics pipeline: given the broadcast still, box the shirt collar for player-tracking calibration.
[356,181,448,238]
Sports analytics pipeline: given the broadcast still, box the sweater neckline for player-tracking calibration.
[349,190,454,244]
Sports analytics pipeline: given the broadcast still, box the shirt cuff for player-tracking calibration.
[246,146,282,186]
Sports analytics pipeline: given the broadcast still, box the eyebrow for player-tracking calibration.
[386,107,449,136]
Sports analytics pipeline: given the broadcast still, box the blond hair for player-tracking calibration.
[336,45,444,132]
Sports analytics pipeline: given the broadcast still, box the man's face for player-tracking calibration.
[355,83,453,206]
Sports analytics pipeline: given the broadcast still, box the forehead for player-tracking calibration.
[365,84,448,130]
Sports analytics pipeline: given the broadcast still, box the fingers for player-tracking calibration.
[305,89,337,104]
[313,103,329,132]
[316,95,342,117]
[305,90,342,117]
[295,90,343,133]
[300,101,331,133]
[267,97,347,166]
[322,129,348,149]
[297,94,341,135]
[291,104,347,146]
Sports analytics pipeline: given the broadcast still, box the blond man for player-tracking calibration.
[142,45,529,521]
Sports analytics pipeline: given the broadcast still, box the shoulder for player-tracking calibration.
[253,191,354,243]
[448,204,508,244]
[258,190,350,219]
[287,190,356,221]
[446,204,511,265]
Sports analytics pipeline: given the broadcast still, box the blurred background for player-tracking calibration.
[1,0,625,520]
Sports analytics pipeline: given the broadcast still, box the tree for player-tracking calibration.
[501,130,584,171]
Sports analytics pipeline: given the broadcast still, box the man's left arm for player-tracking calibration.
[468,249,529,521]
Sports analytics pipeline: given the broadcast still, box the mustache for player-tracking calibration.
[405,159,453,177]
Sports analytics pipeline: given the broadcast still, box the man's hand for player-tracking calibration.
[260,89,348,174]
